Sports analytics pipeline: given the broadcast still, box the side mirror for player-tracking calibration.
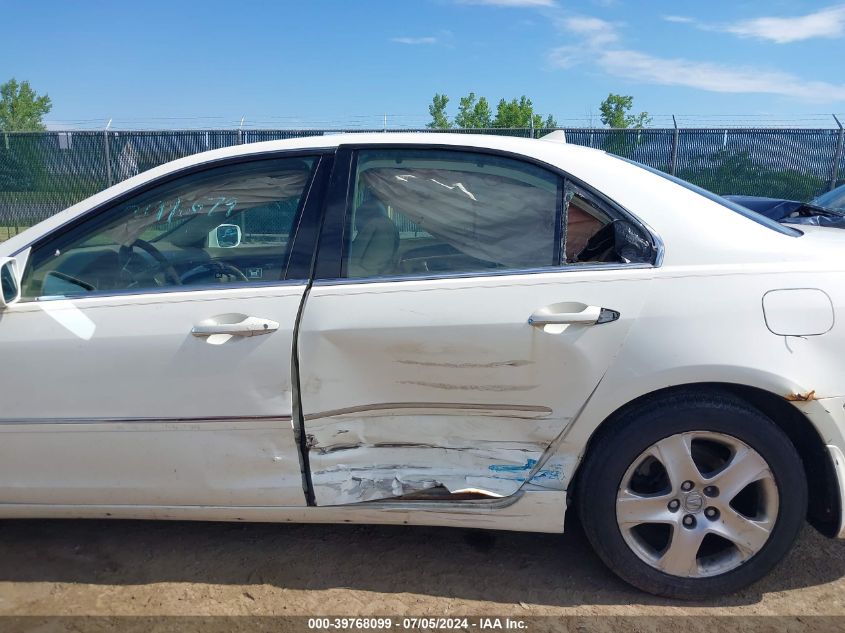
[208,224,242,248]
[0,257,21,308]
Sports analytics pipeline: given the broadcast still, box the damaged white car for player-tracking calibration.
[1,133,843,599]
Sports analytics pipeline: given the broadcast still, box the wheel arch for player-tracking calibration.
[568,382,841,537]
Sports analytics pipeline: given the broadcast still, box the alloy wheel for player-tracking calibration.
[615,431,779,578]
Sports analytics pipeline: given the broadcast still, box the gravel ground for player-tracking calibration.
[0,514,843,631]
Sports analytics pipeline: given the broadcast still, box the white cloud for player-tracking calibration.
[662,15,694,24]
[550,17,845,102]
[457,0,556,7]
[391,36,438,45]
[723,4,845,43]
[662,5,845,43]
[560,16,618,46]
[597,50,845,101]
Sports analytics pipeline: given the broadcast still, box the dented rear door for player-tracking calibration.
[296,145,654,505]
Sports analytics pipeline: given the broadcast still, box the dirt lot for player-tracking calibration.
[0,514,843,630]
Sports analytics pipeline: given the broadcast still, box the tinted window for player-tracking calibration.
[22,157,316,299]
[345,149,566,278]
[341,148,653,279]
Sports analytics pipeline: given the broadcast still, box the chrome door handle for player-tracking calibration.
[191,315,280,337]
[528,304,619,326]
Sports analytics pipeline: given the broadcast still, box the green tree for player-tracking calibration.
[0,79,52,132]
[427,93,451,129]
[598,93,651,129]
[540,113,557,128]
[597,93,651,157]
[493,96,557,130]
[493,96,528,127]
[454,92,493,129]
[427,92,556,132]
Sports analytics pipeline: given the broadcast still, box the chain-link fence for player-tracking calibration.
[1,126,843,240]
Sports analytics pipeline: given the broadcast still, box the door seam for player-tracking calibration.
[291,154,337,507]
[291,281,316,506]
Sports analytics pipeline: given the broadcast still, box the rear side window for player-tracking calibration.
[347,149,562,277]
[342,148,653,280]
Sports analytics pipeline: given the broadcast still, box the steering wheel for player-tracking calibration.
[118,238,181,287]
[179,261,249,285]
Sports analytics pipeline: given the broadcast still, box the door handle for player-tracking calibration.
[191,315,280,337]
[528,303,619,327]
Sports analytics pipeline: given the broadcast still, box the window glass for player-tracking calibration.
[564,190,610,261]
[563,186,653,264]
[345,149,563,278]
[22,157,316,299]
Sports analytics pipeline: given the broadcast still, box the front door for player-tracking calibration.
[0,152,328,507]
[298,146,656,505]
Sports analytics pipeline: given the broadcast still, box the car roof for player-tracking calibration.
[157,132,605,167]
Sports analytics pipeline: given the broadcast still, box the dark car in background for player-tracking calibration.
[726,183,845,228]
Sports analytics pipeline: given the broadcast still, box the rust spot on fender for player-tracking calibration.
[786,390,816,402]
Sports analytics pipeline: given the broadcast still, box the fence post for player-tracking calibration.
[831,114,844,192]
[103,119,113,188]
[669,115,679,176]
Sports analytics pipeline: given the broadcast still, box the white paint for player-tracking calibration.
[0,284,307,506]
[0,418,303,506]
[299,270,649,504]
[763,288,834,336]
[0,490,567,534]
[1,133,845,539]
[39,299,96,340]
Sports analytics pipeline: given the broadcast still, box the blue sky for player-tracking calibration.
[2,0,844,129]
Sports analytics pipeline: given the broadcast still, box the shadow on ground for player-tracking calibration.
[0,516,841,608]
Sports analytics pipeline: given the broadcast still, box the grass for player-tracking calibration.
[0,225,30,242]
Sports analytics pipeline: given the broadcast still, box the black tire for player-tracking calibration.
[576,389,807,599]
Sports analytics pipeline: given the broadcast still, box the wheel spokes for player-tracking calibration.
[652,433,701,490]
[707,507,772,560]
[617,490,675,526]
[656,525,705,577]
[709,446,771,502]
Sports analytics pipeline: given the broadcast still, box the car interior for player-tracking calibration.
[20,160,312,300]
[345,177,652,279]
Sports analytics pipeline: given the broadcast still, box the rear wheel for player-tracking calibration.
[577,391,807,599]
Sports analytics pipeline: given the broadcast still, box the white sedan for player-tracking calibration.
[1,133,843,599]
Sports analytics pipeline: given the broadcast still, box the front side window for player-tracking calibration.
[22,156,316,300]
[343,149,649,280]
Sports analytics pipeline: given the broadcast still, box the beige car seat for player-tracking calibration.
[348,200,400,277]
